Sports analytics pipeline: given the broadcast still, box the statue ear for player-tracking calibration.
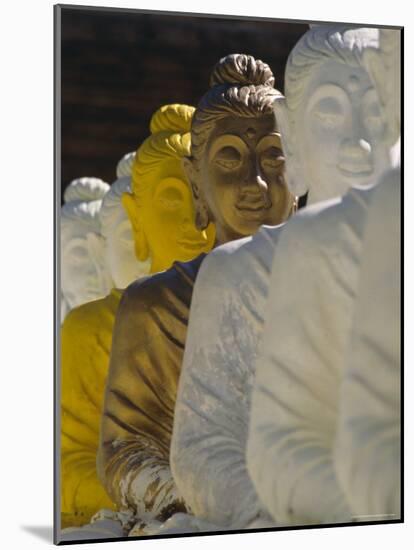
[363,48,400,147]
[363,48,385,102]
[182,156,211,231]
[273,97,309,197]
[121,192,149,262]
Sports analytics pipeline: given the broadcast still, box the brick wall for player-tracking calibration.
[60,7,308,195]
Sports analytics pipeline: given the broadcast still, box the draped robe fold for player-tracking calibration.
[97,255,205,522]
[61,288,122,528]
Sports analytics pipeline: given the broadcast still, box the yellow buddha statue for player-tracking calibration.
[60,104,215,529]
[97,54,296,532]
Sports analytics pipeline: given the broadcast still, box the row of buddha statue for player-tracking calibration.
[59,23,401,542]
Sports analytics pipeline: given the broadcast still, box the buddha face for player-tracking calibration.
[186,114,295,244]
[294,60,391,200]
[123,158,215,274]
[61,223,110,309]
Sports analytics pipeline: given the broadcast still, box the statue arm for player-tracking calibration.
[171,250,262,527]
[333,175,401,520]
[60,302,116,523]
[247,219,351,525]
[97,281,186,520]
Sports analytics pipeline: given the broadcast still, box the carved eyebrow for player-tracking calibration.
[256,134,283,150]
[208,134,249,159]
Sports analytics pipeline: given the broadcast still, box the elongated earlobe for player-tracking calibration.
[121,192,150,261]
[274,97,309,197]
[195,206,210,231]
[182,156,211,230]
[285,159,309,198]
[134,231,149,262]
[363,48,399,147]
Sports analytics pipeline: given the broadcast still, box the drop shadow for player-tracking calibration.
[21,525,54,543]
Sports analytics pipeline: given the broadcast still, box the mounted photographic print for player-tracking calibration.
[54,3,403,545]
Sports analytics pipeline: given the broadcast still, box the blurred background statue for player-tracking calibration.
[60,177,111,322]
[121,103,216,273]
[100,158,151,289]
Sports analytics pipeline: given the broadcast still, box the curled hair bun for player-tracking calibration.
[209,54,275,88]
[116,152,136,179]
[63,177,110,204]
[149,104,195,135]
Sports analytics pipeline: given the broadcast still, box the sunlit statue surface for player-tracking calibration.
[60,104,213,529]
[170,25,394,529]
[61,177,111,321]
[246,26,400,526]
[333,28,401,521]
[97,54,295,533]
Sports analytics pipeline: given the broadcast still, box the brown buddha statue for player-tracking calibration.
[97,54,296,530]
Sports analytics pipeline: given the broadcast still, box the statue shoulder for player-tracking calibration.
[198,230,278,293]
[62,294,118,334]
[198,240,250,284]
[274,197,346,257]
[121,255,206,307]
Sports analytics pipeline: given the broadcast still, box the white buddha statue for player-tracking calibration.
[333,28,401,521]
[60,154,150,323]
[115,151,136,179]
[61,177,111,321]
[170,25,394,529]
[99,157,151,289]
[246,28,401,526]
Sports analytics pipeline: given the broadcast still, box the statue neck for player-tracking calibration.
[307,181,349,205]
[214,224,244,247]
[150,256,172,275]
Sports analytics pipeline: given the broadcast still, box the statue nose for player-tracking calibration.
[339,138,372,168]
[341,109,372,158]
[254,174,269,193]
[243,162,269,194]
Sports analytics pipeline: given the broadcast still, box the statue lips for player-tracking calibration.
[236,195,271,220]
[337,162,373,181]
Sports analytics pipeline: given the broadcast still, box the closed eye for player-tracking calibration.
[215,158,241,170]
[158,197,183,210]
[311,96,345,128]
[155,184,185,211]
[261,156,285,169]
[314,111,345,127]
[214,146,242,171]
[261,147,285,170]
